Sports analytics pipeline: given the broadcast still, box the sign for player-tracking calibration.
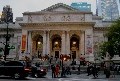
[21,35,26,51]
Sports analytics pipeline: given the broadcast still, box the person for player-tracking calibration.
[51,64,56,78]
[87,64,92,76]
[61,65,66,77]
[111,65,116,78]
[105,68,111,78]
[91,64,98,78]
[66,66,71,75]
[77,65,80,75]
[55,64,60,78]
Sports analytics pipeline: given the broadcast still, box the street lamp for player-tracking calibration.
[60,54,67,77]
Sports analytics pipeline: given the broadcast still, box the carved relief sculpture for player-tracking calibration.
[28,15,32,23]
[43,15,51,21]
[79,15,85,21]
[61,15,71,21]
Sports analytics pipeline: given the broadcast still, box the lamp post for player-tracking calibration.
[60,54,64,77]
[2,6,13,60]
[61,54,67,77]
[4,11,9,61]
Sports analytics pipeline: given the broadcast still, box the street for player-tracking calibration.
[0,71,119,81]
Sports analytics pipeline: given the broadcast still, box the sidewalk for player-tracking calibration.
[46,70,120,79]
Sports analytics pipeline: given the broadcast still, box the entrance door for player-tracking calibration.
[71,51,76,65]
[72,51,76,59]
[55,51,59,58]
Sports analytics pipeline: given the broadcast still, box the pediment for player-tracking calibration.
[41,3,79,12]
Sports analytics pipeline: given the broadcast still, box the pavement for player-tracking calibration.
[46,70,120,80]
[0,71,119,81]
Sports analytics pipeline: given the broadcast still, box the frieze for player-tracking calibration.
[26,14,87,23]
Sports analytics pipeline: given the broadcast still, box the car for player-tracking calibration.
[0,60,31,79]
[30,63,47,78]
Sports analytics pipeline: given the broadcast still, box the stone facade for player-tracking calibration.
[0,3,110,62]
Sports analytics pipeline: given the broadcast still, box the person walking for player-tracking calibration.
[51,64,56,78]
[92,64,98,78]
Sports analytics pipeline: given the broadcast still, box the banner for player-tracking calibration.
[86,35,92,54]
[21,35,26,51]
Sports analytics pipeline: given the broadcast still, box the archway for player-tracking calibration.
[32,34,43,58]
[70,34,80,61]
[51,34,61,59]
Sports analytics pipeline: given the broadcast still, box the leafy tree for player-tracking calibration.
[100,18,120,57]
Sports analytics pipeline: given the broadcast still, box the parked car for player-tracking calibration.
[0,61,31,79]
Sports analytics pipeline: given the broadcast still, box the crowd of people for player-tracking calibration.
[51,64,72,78]
[32,55,120,79]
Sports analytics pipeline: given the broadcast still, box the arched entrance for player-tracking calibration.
[32,34,43,58]
[70,34,80,61]
[51,34,61,59]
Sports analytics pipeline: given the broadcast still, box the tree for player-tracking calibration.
[100,18,120,57]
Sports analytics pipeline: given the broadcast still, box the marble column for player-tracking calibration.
[61,31,66,54]
[43,31,47,56]
[27,31,32,59]
[28,31,31,53]
[46,31,50,55]
[66,31,70,55]
[80,31,85,55]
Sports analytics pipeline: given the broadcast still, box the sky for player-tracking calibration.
[0,0,97,21]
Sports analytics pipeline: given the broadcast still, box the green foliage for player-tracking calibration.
[101,18,120,57]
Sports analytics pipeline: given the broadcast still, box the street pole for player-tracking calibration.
[4,7,10,61]
[4,22,8,61]
[61,54,64,77]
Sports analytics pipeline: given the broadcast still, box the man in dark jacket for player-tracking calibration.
[51,64,56,78]
[92,65,98,78]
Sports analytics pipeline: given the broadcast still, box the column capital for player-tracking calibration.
[43,30,47,34]
[46,30,51,34]
[80,30,85,33]
[66,30,70,33]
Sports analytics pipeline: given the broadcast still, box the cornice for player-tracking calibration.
[23,11,92,15]
[19,22,95,27]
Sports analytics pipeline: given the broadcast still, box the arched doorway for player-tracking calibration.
[70,34,80,61]
[32,34,43,58]
[51,34,61,59]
